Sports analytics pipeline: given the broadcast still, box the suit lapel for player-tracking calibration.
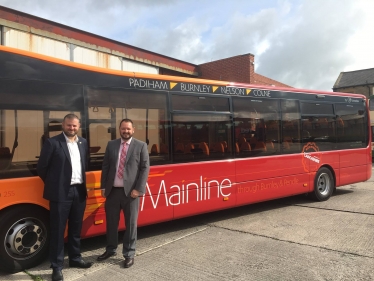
[77,137,85,170]
[59,133,71,165]
[113,139,121,164]
[125,138,135,165]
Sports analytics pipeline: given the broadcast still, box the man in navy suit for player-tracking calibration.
[97,118,150,268]
[37,114,93,281]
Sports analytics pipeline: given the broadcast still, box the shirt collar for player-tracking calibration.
[121,137,132,146]
[63,132,79,143]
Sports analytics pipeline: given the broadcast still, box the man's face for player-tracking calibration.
[119,122,134,141]
[62,118,80,138]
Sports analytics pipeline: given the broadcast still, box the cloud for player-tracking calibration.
[0,0,372,91]
[255,0,361,90]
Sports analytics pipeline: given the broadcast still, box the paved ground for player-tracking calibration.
[1,169,373,281]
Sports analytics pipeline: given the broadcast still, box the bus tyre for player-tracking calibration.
[0,205,50,273]
[312,167,334,201]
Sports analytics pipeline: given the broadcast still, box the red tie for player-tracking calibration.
[117,142,128,179]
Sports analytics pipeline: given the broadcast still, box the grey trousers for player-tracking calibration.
[105,187,139,258]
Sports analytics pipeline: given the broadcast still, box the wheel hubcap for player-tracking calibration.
[317,173,331,196]
[5,218,46,260]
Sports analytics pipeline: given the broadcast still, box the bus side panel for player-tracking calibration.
[235,154,310,205]
[138,192,173,226]
[339,149,370,185]
[0,177,48,211]
[159,161,236,219]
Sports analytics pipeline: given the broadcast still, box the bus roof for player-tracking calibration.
[0,45,367,100]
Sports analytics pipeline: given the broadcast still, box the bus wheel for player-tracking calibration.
[312,167,334,201]
[0,205,50,273]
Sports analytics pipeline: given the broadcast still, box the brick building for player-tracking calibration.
[0,5,290,88]
[333,68,374,98]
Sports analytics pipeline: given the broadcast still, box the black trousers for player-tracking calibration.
[49,184,86,270]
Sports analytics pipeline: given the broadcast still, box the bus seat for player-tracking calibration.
[282,141,290,150]
[184,143,194,154]
[151,144,159,155]
[283,136,292,143]
[254,141,267,152]
[200,142,209,156]
[0,147,12,170]
[175,143,184,153]
[266,141,274,150]
[89,146,101,153]
[238,136,246,146]
[337,117,344,128]
[221,141,228,151]
[214,142,224,153]
[235,142,240,154]
[160,143,168,154]
[240,142,251,152]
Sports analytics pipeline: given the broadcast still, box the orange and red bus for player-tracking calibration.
[0,45,371,272]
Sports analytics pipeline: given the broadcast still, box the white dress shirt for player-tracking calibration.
[63,133,83,185]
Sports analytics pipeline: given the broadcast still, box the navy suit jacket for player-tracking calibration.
[37,133,88,202]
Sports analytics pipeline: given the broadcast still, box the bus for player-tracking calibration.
[0,45,371,273]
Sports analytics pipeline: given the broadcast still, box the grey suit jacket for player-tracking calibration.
[101,137,150,197]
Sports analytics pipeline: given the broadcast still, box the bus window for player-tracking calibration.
[281,100,301,154]
[233,97,280,157]
[86,87,170,168]
[300,102,335,151]
[171,114,232,163]
[335,104,367,149]
[0,110,81,178]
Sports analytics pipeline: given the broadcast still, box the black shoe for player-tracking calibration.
[97,251,117,261]
[52,269,63,281]
[124,257,134,268]
[69,259,93,268]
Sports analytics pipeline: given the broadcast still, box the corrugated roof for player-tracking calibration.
[333,68,374,89]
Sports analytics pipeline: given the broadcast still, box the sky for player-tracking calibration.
[0,0,373,91]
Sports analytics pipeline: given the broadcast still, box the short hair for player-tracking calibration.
[119,118,134,128]
[63,113,80,122]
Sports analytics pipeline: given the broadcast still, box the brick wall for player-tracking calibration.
[253,73,291,88]
[197,54,255,83]
[334,85,373,98]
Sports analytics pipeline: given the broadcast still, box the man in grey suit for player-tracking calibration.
[97,118,150,268]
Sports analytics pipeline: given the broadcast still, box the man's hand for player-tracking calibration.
[101,189,106,198]
[131,189,140,198]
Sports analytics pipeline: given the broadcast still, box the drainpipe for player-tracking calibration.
[0,26,4,45]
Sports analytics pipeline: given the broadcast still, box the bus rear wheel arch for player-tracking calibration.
[311,167,335,201]
[0,205,50,273]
